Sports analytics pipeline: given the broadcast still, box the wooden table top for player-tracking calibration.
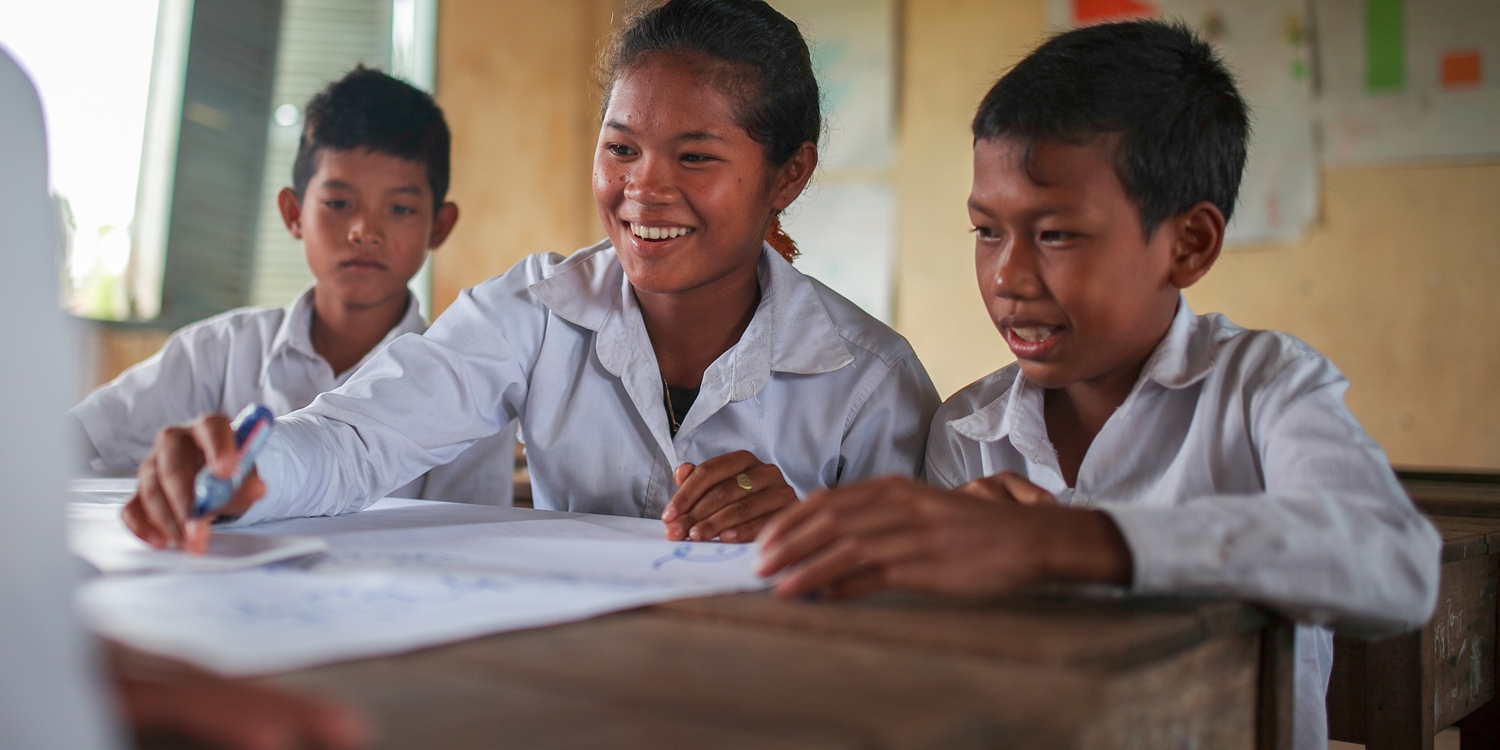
[260,591,1278,750]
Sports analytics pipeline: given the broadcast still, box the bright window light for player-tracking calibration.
[0,0,161,319]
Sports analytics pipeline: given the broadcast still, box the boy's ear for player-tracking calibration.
[277,188,304,239]
[427,202,460,250]
[1166,200,1225,289]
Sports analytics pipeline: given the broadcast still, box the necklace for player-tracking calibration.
[663,377,681,434]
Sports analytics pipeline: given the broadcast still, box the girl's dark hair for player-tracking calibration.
[973,21,1249,234]
[603,0,821,169]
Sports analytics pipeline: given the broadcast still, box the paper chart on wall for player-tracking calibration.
[1047,0,1320,245]
[771,0,898,322]
[77,499,767,676]
[1315,0,1500,163]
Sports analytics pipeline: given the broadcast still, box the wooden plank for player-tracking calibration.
[1401,471,1500,519]
[257,603,1268,750]
[1365,630,1433,750]
[1258,618,1296,750]
[658,591,1266,672]
[1431,554,1499,729]
[1328,637,1369,744]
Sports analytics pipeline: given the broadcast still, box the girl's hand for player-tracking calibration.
[954,471,1056,505]
[755,476,1131,600]
[662,450,798,543]
[122,413,264,554]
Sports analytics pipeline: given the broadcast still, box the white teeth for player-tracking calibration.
[631,225,692,240]
[1011,326,1056,343]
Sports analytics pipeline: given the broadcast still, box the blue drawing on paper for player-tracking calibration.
[651,543,749,570]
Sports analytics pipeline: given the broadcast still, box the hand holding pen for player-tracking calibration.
[123,404,274,554]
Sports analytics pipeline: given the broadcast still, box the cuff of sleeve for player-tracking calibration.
[1096,502,1227,595]
[70,405,127,475]
[219,433,295,527]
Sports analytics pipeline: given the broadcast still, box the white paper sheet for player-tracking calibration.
[78,500,766,676]
[67,502,328,575]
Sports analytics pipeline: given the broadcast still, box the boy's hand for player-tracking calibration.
[756,476,1132,600]
[122,413,265,554]
[662,450,798,543]
[955,471,1056,505]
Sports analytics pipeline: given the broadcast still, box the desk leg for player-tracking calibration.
[1365,631,1435,750]
[1461,699,1500,749]
[1260,618,1295,750]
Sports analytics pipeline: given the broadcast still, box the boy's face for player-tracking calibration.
[279,148,457,312]
[968,136,1219,392]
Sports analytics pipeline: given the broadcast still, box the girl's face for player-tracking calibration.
[594,53,814,297]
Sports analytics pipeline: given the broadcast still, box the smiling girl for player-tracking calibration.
[122,0,940,551]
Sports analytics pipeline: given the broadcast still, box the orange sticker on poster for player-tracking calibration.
[1073,0,1159,24]
[1440,50,1482,89]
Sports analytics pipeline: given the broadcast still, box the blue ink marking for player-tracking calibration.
[651,543,749,570]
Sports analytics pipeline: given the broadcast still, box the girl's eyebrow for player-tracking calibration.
[603,120,727,144]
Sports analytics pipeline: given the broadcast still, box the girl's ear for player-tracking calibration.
[769,141,818,212]
[1167,200,1225,289]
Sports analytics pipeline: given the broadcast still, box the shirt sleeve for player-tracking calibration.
[1099,353,1441,638]
[237,268,544,525]
[418,421,517,506]
[835,352,941,485]
[70,325,227,475]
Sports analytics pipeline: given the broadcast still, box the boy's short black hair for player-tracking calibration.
[972,20,1249,233]
[292,65,451,209]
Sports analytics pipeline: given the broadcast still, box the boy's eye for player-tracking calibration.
[605,144,636,157]
[971,226,998,240]
[1039,230,1075,243]
[391,205,416,216]
[323,199,350,210]
[680,153,714,164]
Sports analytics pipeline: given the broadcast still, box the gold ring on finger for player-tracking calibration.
[735,473,754,496]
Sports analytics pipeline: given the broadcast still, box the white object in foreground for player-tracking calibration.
[78,499,765,676]
[68,502,328,575]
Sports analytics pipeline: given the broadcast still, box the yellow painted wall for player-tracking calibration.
[434,0,1500,469]
[431,0,616,315]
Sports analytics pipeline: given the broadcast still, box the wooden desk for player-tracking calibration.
[1327,472,1500,750]
[242,592,1293,750]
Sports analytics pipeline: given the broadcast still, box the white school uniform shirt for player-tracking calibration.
[233,240,940,525]
[925,299,1441,750]
[71,286,515,505]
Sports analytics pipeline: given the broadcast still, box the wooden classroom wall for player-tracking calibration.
[431,0,1500,470]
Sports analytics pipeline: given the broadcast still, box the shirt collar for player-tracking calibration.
[262,283,427,382]
[529,240,854,463]
[528,240,854,393]
[1138,297,1215,390]
[947,296,1210,451]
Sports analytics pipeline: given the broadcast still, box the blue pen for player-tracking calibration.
[192,403,275,517]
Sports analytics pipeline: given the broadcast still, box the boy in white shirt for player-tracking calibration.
[757,21,1441,749]
[73,67,513,505]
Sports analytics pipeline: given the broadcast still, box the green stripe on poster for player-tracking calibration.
[1365,0,1404,91]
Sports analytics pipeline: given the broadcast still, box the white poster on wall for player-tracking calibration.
[781,182,896,323]
[1316,0,1500,164]
[772,0,899,320]
[774,0,897,170]
[1046,0,1320,246]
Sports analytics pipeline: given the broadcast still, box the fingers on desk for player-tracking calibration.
[664,451,796,543]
